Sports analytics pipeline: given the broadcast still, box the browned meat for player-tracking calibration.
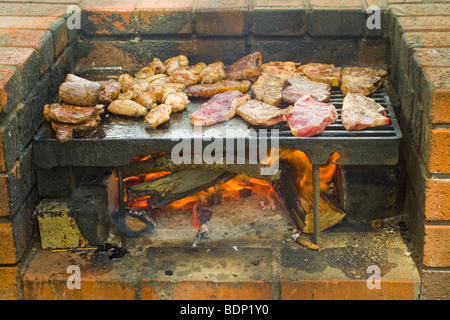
[58,74,103,106]
[299,63,341,87]
[236,100,287,126]
[164,92,190,112]
[118,73,134,89]
[51,115,102,143]
[190,90,251,126]
[164,55,189,75]
[200,62,226,84]
[225,52,262,82]
[43,103,105,124]
[135,92,158,110]
[135,67,155,79]
[169,68,201,86]
[148,58,166,74]
[341,93,390,130]
[121,79,152,99]
[190,62,207,75]
[286,95,338,137]
[260,61,302,80]
[251,73,285,106]
[107,99,148,117]
[98,79,120,104]
[340,67,388,96]
[184,80,251,98]
[144,104,172,128]
[282,77,331,104]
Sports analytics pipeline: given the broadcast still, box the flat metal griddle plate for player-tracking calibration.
[33,87,402,168]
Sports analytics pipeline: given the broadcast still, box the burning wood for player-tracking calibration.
[112,207,157,238]
[292,232,323,251]
[191,204,213,247]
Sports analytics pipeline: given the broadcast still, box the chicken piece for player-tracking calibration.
[149,58,166,74]
[44,103,105,124]
[118,73,134,89]
[135,67,155,80]
[144,74,168,84]
[121,79,151,99]
[260,61,302,80]
[299,63,342,87]
[149,76,171,87]
[108,99,148,117]
[135,92,158,110]
[225,52,262,82]
[98,79,120,104]
[164,92,190,112]
[58,74,103,106]
[251,73,285,106]
[51,115,102,143]
[200,62,226,84]
[117,91,134,100]
[190,62,207,75]
[169,68,201,86]
[164,55,189,75]
[184,80,252,98]
[145,104,172,128]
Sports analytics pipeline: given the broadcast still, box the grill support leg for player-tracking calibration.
[116,167,127,249]
[312,164,320,245]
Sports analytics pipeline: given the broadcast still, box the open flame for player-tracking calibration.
[122,149,339,229]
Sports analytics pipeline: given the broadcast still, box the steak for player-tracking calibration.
[251,73,285,106]
[282,77,331,104]
[236,100,287,126]
[299,63,341,87]
[286,95,338,137]
[43,103,105,124]
[97,79,121,104]
[224,52,262,82]
[184,80,251,98]
[51,115,102,143]
[58,74,103,106]
[340,67,388,96]
[190,90,251,126]
[341,93,390,130]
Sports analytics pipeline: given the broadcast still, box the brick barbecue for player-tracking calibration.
[0,0,449,300]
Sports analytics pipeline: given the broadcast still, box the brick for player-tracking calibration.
[420,67,450,124]
[0,16,65,30]
[424,178,450,221]
[0,29,54,75]
[0,221,17,264]
[424,128,450,174]
[404,32,450,49]
[421,269,450,300]
[138,0,193,35]
[50,46,75,100]
[358,39,389,64]
[396,16,450,32]
[0,66,20,118]
[48,17,69,58]
[0,47,40,99]
[423,225,450,267]
[0,3,69,17]
[0,146,35,217]
[390,3,450,17]
[0,266,20,300]
[75,40,141,68]
[81,0,139,36]
[195,0,250,36]
[253,0,306,36]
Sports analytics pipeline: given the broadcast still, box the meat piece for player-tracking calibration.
[107,99,148,117]
[190,62,207,75]
[118,73,134,89]
[51,115,102,143]
[58,74,103,106]
[282,77,331,104]
[164,92,190,112]
[251,73,285,106]
[260,61,302,80]
[190,90,250,126]
[340,67,388,96]
[286,95,338,137]
[135,67,155,79]
[299,63,342,87]
[135,92,158,110]
[43,103,105,124]
[236,100,287,126]
[169,68,201,86]
[121,79,151,99]
[341,93,390,130]
[225,52,262,82]
[184,80,251,98]
[200,62,226,84]
[164,55,189,75]
[148,58,166,74]
[98,79,120,104]
[145,104,172,128]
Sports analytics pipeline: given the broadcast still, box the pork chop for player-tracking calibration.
[43,103,105,124]
[282,77,331,104]
[260,61,303,80]
[341,93,390,130]
[251,73,285,106]
[286,95,338,137]
[190,90,250,126]
[299,63,341,87]
[51,115,102,143]
[340,67,388,96]
[224,52,262,82]
[236,100,287,126]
